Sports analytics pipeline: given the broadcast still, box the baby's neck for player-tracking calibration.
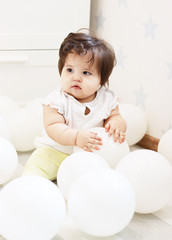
[77,92,97,104]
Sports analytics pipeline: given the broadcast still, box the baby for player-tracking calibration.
[23,30,127,180]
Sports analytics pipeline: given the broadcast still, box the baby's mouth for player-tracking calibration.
[72,85,81,90]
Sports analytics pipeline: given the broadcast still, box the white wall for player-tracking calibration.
[0,0,90,104]
[90,0,172,139]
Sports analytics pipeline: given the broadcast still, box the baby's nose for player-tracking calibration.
[73,74,82,82]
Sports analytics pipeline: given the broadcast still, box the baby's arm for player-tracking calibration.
[104,106,127,143]
[43,105,102,151]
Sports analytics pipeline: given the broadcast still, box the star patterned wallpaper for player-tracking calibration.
[90,0,172,139]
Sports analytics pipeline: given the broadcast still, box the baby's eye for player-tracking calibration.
[67,68,73,73]
[83,71,91,75]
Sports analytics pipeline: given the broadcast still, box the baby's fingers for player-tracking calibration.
[114,130,126,143]
[89,136,103,150]
[119,131,126,143]
[89,138,103,146]
[90,132,102,141]
[113,129,120,142]
[83,146,93,152]
[105,123,115,136]
[89,143,101,150]
[83,143,100,152]
[105,123,110,132]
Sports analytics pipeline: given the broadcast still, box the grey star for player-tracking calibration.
[116,48,127,69]
[134,86,149,108]
[118,0,127,6]
[94,11,106,30]
[167,63,172,79]
[143,16,158,39]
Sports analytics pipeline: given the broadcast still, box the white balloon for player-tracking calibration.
[119,103,147,146]
[0,116,12,141]
[73,127,130,168]
[68,168,135,237]
[25,98,43,117]
[7,108,43,151]
[57,152,109,199]
[0,136,18,184]
[0,96,19,118]
[116,149,172,213]
[158,129,172,165]
[0,176,66,240]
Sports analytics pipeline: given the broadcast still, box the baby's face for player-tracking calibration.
[61,51,101,103]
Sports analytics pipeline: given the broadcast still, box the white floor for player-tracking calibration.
[1,146,172,240]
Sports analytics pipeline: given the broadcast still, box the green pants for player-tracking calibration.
[22,146,69,181]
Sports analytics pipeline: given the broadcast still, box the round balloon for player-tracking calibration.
[7,108,43,151]
[0,136,18,184]
[0,176,66,240]
[116,149,172,213]
[158,129,172,165]
[119,103,147,146]
[0,116,12,141]
[68,169,135,237]
[73,127,130,168]
[57,151,109,199]
[25,98,43,118]
[0,95,19,118]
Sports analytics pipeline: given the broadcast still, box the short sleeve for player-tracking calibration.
[42,89,65,116]
[102,88,119,111]
[111,92,119,109]
[95,87,119,120]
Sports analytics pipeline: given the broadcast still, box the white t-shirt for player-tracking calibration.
[35,87,119,154]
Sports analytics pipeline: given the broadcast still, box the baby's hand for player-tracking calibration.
[105,119,126,143]
[76,130,103,152]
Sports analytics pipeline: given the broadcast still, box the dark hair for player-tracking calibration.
[58,30,116,87]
